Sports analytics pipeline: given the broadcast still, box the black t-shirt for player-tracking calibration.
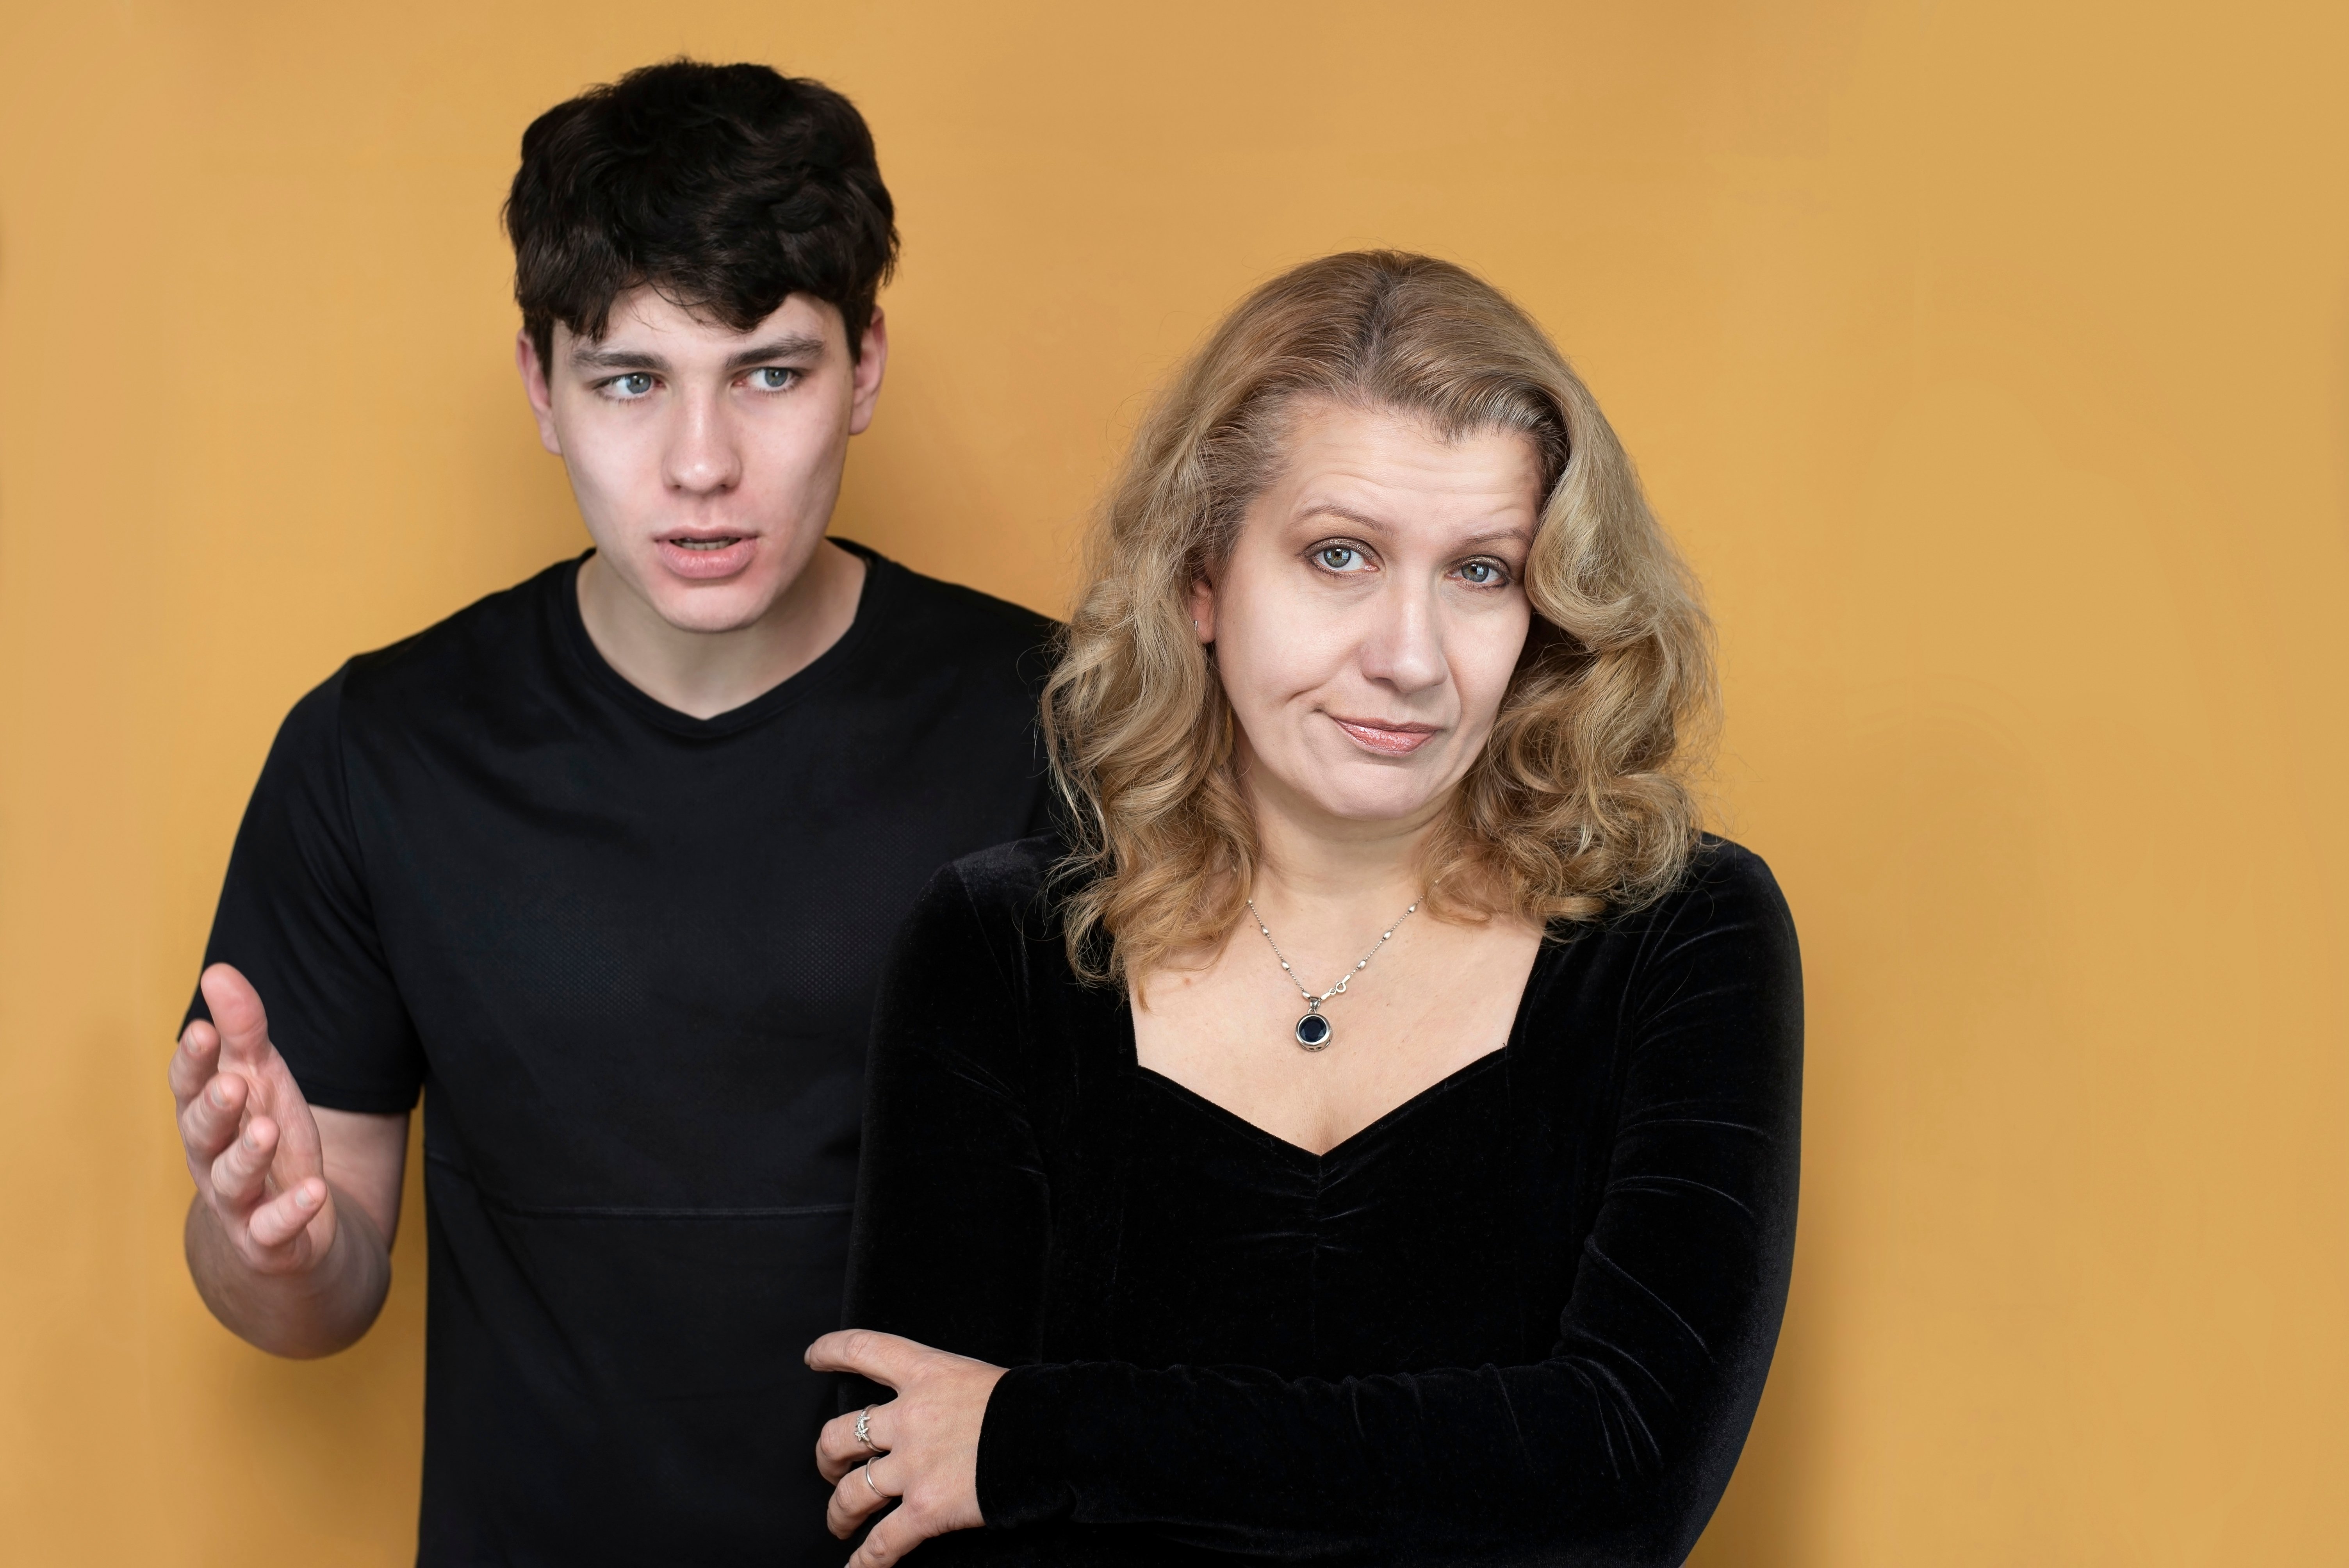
[191,544,1056,1566]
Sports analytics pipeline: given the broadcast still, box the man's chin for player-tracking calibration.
[636,577,788,636]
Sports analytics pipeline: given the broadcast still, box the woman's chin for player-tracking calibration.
[1290,781,1453,830]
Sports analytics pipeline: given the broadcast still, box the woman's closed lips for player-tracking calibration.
[1329,715,1441,754]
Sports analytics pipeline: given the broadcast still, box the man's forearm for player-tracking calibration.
[184,1188,392,1357]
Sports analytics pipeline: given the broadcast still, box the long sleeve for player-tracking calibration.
[842,858,1054,1401]
[973,845,1801,1564]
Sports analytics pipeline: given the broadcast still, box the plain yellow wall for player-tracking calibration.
[4,2,2345,1563]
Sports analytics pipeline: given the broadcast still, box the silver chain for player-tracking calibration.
[1246,897,1420,1008]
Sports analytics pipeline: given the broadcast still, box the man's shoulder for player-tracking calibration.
[853,543,1058,664]
[338,557,573,706]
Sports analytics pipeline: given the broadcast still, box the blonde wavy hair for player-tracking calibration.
[1044,251,1715,987]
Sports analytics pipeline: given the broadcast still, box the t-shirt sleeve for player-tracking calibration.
[971,846,1803,1561]
[184,667,424,1113]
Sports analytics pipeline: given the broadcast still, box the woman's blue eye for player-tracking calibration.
[750,367,797,391]
[1317,546,1363,572]
[1458,559,1508,586]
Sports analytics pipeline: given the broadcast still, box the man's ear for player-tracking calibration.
[515,330,563,456]
[1186,577,1215,644]
[847,306,889,437]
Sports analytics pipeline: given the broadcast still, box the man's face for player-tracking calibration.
[519,287,886,633]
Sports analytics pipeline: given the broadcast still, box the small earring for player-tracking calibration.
[1191,618,1199,630]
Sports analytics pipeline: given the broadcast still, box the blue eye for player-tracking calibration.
[606,373,656,400]
[1457,559,1510,586]
[749,367,798,391]
[1315,545,1366,572]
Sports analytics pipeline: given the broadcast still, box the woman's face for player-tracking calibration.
[1191,400,1542,834]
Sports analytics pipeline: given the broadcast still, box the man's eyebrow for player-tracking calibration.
[723,334,827,372]
[564,334,828,375]
[567,345,670,373]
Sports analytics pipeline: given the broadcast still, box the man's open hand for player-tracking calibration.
[171,963,337,1275]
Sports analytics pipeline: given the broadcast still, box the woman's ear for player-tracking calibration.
[1185,578,1216,644]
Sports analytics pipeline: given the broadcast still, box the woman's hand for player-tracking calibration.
[807,1329,1006,1567]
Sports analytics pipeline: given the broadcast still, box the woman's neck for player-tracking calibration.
[1240,768,1444,926]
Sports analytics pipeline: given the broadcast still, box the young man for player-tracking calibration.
[168,61,1052,1564]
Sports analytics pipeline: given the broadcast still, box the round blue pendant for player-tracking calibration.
[1294,1011,1331,1051]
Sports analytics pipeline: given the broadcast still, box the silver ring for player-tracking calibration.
[862,1458,885,1499]
[854,1405,875,1451]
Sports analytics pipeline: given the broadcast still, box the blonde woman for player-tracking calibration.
[808,252,1801,1567]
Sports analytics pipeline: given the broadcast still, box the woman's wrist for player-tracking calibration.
[972,1362,1076,1530]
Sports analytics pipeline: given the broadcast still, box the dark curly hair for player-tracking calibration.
[503,59,898,367]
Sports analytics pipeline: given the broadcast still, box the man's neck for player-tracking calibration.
[574,541,867,720]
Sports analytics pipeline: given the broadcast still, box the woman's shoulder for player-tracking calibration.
[1559,833,1802,1017]
[895,834,1068,963]
[1575,832,1798,953]
[938,833,1063,914]
[1681,832,1786,906]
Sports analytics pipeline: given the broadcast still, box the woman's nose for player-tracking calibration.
[1358,583,1447,693]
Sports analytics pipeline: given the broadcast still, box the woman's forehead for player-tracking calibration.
[1256,406,1543,537]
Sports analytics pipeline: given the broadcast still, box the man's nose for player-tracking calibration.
[662,388,743,495]
[1359,581,1448,693]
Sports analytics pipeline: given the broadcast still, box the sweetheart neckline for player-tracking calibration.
[1127,1046,1513,1162]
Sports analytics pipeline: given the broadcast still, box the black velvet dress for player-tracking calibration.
[844,834,1802,1567]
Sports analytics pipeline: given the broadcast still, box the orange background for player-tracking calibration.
[4,2,2346,1563]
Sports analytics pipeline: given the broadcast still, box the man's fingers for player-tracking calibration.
[827,1458,896,1541]
[245,1177,329,1252]
[178,1070,249,1165]
[169,1021,219,1106]
[209,1114,280,1209]
[198,963,274,1067]
[805,1329,920,1389]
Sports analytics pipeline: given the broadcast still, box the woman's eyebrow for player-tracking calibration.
[1295,502,1390,533]
[1297,504,1532,551]
[1461,525,1535,548]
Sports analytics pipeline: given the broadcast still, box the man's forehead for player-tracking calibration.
[568,289,840,355]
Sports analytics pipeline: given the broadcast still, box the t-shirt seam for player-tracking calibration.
[421,1150,850,1217]
[325,666,370,927]
[321,666,426,1098]
[292,1074,420,1112]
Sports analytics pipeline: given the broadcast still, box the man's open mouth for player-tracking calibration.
[654,533,758,578]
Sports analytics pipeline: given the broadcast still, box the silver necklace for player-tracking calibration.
[1246,896,1420,1051]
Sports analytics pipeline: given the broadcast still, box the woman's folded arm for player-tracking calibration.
[973,848,1802,1561]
